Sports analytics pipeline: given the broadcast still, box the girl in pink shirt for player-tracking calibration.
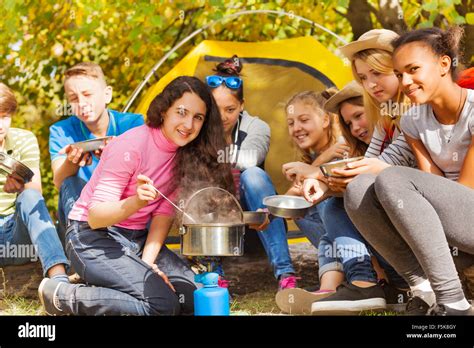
[38,76,234,316]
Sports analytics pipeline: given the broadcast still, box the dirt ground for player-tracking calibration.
[1,237,472,316]
[223,242,319,294]
[0,239,319,315]
[222,241,320,315]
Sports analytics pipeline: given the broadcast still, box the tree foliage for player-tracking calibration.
[0,0,472,215]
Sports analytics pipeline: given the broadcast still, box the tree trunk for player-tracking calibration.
[374,0,408,34]
[456,0,474,66]
[345,0,374,39]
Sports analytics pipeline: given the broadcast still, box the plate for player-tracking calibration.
[263,195,312,219]
[0,152,34,183]
[72,136,114,152]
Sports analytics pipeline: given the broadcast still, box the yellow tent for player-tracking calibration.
[132,37,353,196]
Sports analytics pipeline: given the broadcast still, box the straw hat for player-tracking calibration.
[340,29,400,61]
[324,80,364,114]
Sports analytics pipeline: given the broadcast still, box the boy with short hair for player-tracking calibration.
[49,62,144,238]
[0,82,69,281]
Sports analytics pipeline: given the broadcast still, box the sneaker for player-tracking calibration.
[379,280,408,304]
[217,276,230,288]
[428,303,473,316]
[38,278,66,316]
[405,292,435,316]
[216,276,233,303]
[275,288,335,314]
[311,282,386,315]
[278,274,299,291]
[302,285,320,292]
[379,279,409,313]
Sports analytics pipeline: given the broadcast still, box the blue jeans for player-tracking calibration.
[294,200,344,279]
[240,167,294,279]
[0,189,69,276]
[294,200,327,247]
[321,197,407,287]
[57,176,87,245]
[58,220,198,315]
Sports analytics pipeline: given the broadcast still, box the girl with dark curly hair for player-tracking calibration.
[38,76,234,316]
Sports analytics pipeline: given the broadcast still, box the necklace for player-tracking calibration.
[441,88,465,144]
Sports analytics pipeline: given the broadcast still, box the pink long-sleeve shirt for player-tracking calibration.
[68,125,178,230]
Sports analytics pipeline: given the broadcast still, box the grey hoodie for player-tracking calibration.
[230,110,270,171]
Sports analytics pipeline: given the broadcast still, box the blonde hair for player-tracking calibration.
[352,49,409,133]
[64,62,107,85]
[285,89,341,164]
[0,83,18,115]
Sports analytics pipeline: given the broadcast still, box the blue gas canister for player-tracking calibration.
[194,272,230,316]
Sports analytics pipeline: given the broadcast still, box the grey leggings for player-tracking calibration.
[344,166,474,304]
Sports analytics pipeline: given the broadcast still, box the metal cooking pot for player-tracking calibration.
[180,187,245,256]
[179,223,245,256]
[0,152,34,183]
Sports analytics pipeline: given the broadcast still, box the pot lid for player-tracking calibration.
[182,187,243,225]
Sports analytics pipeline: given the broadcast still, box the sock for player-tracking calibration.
[410,280,435,306]
[51,273,70,283]
[410,279,433,293]
[444,298,471,311]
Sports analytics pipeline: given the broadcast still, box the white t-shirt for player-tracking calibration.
[401,89,474,181]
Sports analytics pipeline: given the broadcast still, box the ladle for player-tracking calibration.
[149,185,197,223]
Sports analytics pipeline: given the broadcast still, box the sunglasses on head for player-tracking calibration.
[206,75,242,89]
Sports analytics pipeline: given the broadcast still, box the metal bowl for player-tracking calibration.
[72,136,114,153]
[319,156,364,177]
[263,195,312,219]
[0,152,34,183]
[243,211,268,225]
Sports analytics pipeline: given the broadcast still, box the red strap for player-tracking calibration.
[380,123,397,154]
[457,68,474,89]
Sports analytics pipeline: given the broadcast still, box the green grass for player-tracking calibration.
[0,293,399,316]
[0,294,400,316]
[230,290,284,315]
[0,296,44,315]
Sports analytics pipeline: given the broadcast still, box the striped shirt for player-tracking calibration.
[0,128,40,215]
[365,125,417,168]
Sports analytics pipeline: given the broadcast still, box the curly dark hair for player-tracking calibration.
[392,26,464,80]
[146,76,235,200]
[212,54,244,102]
